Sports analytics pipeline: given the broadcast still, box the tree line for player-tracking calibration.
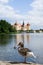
[0,20,16,34]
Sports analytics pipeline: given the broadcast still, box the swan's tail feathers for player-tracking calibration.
[27,52,36,58]
[31,52,36,58]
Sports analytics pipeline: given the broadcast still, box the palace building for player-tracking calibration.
[13,21,30,31]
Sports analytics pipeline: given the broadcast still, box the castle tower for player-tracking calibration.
[13,21,18,30]
[26,23,30,30]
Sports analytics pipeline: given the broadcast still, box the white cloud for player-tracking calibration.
[0,4,14,18]
[0,0,31,24]
[0,0,9,3]
[0,0,30,23]
[28,0,43,26]
[0,4,27,21]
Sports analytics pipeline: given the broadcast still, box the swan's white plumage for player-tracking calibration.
[27,52,36,58]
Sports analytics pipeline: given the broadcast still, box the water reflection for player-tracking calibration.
[16,34,30,48]
[0,34,12,46]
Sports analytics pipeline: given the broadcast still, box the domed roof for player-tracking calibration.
[27,23,30,26]
[14,22,17,25]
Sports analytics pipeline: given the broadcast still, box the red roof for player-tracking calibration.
[27,23,30,26]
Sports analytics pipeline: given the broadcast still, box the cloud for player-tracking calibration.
[0,3,27,22]
[0,0,9,3]
[0,4,14,18]
[0,0,31,24]
[28,0,43,26]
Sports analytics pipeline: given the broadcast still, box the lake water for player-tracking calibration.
[0,33,43,64]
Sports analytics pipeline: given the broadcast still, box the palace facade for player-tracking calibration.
[13,21,30,31]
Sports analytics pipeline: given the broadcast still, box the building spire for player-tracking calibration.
[22,20,24,27]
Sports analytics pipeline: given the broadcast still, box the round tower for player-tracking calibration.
[26,23,30,30]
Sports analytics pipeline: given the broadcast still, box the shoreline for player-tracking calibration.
[0,61,42,65]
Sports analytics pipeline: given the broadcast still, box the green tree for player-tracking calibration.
[0,19,16,33]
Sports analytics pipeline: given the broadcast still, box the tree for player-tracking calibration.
[0,19,16,33]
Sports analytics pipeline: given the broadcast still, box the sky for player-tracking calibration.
[0,0,43,30]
